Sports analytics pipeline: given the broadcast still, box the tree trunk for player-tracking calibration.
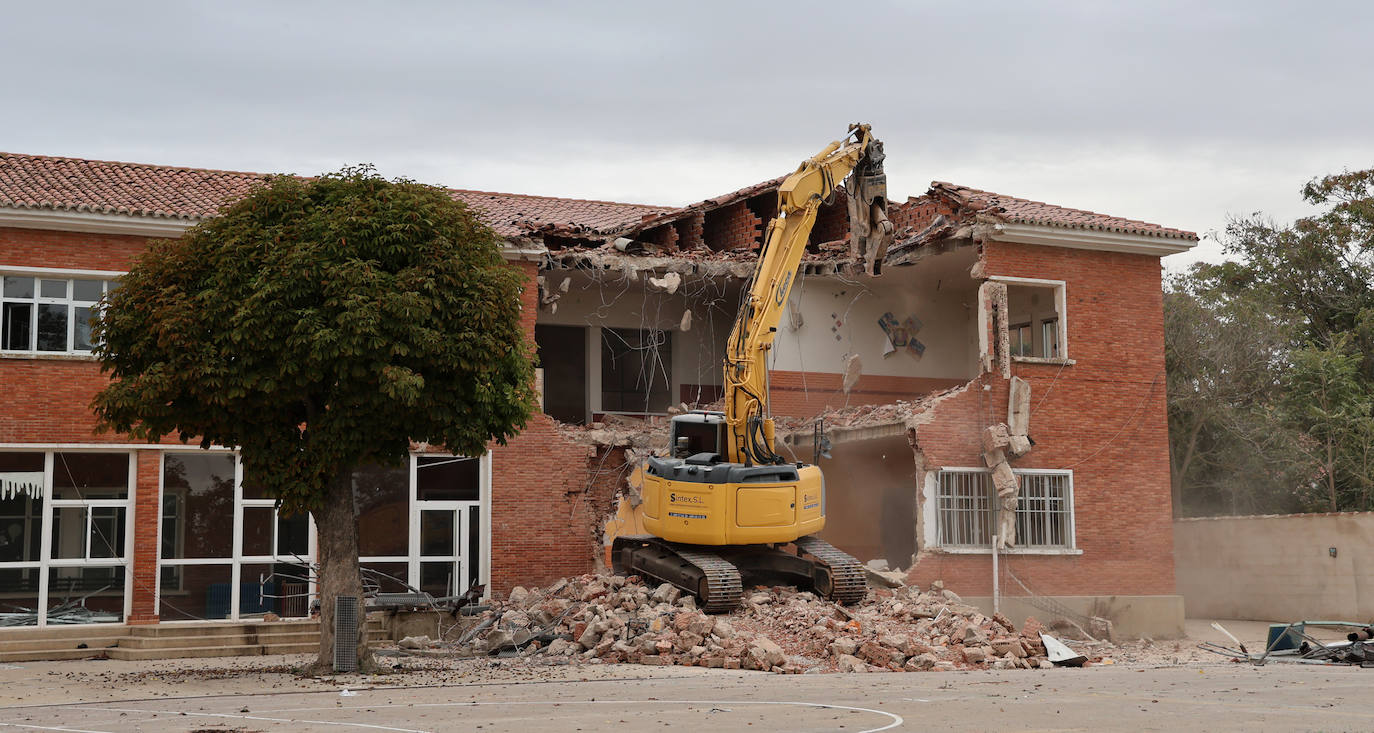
[1327,437,1339,512]
[1170,420,1203,518]
[313,469,368,671]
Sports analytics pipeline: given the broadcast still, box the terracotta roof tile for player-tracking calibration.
[930,181,1197,241]
[0,152,669,238]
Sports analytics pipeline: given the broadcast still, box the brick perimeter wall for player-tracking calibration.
[906,241,1176,598]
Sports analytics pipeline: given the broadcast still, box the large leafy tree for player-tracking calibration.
[1166,168,1374,514]
[92,167,536,669]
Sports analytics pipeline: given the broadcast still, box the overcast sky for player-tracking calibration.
[4,1,1371,269]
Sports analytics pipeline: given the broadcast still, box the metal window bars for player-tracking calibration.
[936,469,1072,549]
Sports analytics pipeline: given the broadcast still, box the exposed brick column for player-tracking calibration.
[127,449,161,624]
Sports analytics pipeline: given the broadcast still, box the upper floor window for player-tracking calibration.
[999,277,1068,362]
[1,275,119,354]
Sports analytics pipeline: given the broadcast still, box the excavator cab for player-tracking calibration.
[669,410,726,460]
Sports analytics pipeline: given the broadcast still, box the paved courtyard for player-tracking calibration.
[0,647,1369,732]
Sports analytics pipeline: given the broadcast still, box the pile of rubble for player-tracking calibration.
[418,574,1079,674]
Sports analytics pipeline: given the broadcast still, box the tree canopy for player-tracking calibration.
[1167,168,1374,515]
[92,167,536,666]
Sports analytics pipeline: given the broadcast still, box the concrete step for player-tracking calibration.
[0,647,112,663]
[0,635,125,653]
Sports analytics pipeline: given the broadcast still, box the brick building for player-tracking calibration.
[0,152,1195,635]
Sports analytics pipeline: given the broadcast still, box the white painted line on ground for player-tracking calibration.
[266,698,905,732]
[0,723,114,733]
[85,706,431,733]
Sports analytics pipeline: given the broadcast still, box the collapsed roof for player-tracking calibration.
[0,151,1197,267]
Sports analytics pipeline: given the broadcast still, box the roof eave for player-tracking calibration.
[993,222,1197,256]
[0,206,199,237]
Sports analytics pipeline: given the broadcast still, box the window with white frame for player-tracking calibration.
[934,469,1074,549]
[1,274,120,353]
[1000,278,1067,361]
[1010,323,1032,357]
[1040,318,1060,358]
[0,451,133,626]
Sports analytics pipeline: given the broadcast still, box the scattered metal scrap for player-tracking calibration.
[1200,620,1374,667]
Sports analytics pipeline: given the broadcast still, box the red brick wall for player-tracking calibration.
[1,226,151,270]
[487,260,600,593]
[906,241,1176,598]
[0,226,173,446]
[702,201,762,251]
[769,371,965,419]
[128,449,161,623]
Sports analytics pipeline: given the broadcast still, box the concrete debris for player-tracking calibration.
[436,573,1072,674]
[647,271,682,294]
[841,353,863,395]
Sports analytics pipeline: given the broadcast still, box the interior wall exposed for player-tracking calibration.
[535,269,743,421]
[771,249,980,381]
[789,435,918,569]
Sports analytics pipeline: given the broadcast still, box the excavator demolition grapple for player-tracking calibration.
[612,124,895,612]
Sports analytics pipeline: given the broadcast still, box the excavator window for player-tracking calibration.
[670,419,723,459]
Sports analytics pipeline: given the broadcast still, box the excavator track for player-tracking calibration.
[612,535,743,613]
[794,535,869,605]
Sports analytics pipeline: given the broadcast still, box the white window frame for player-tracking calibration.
[926,467,1080,555]
[0,266,125,355]
[0,449,135,626]
[990,275,1069,364]
[155,450,492,624]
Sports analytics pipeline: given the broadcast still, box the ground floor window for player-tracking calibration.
[934,468,1074,549]
[0,451,132,626]
[157,451,488,623]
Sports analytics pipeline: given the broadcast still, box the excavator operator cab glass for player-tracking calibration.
[670,411,725,460]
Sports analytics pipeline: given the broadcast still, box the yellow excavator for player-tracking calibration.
[612,124,894,612]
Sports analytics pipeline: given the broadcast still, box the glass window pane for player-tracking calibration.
[468,506,481,590]
[160,563,232,620]
[72,279,103,302]
[39,279,67,299]
[354,463,409,556]
[241,477,272,500]
[420,510,454,557]
[420,561,455,598]
[36,303,68,351]
[241,562,311,618]
[276,512,309,557]
[241,507,273,556]
[361,562,411,594]
[50,506,87,559]
[1,302,32,350]
[416,456,480,501]
[3,276,34,299]
[73,306,94,351]
[90,506,126,559]
[0,492,44,564]
[53,453,129,500]
[162,453,235,559]
[0,567,40,625]
[48,566,124,623]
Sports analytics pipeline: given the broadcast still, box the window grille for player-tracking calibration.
[935,469,1073,549]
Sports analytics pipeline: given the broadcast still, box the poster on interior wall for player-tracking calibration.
[0,472,44,499]
[878,312,926,358]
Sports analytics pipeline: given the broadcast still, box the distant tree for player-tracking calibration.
[92,168,536,670]
[1164,270,1309,516]
[1166,167,1374,515]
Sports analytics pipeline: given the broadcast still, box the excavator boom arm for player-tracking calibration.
[723,124,890,464]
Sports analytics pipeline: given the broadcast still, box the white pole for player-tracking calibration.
[992,534,1000,615]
